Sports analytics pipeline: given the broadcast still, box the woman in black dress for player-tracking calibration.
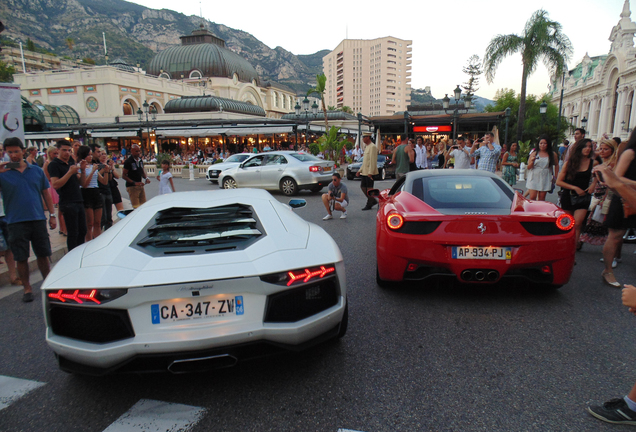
[556,139,597,251]
[601,130,636,287]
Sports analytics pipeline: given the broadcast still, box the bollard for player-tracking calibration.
[189,163,195,181]
[518,162,526,182]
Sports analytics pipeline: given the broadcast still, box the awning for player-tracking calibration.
[90,130,138,138]
[156,128,229,137]
[226,126,294,136]
[25,132,71,140]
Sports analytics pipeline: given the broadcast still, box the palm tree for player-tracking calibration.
[307,73,328,128]
[484,9,572,141]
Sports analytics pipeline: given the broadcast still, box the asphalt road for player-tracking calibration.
[1,175,636,431]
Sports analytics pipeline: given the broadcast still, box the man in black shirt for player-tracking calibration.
[122,144,150,208]
[48,140,87,251]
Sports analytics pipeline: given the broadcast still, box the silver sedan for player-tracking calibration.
[219,151,335,196]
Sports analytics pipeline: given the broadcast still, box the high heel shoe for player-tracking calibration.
[602,271,621,287]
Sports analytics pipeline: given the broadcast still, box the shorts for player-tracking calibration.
[360,176,374,188]
[0,217,8,252]
[339,200,349,209]
[82,188,104,210]
[8,220,52,262]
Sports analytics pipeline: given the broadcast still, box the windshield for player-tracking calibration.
[290,153,321,162]
[411,175,513,214]
[226,154,250,163]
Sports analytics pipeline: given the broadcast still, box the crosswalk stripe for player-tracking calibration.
[0,375,46,411]
[102,399,206,432]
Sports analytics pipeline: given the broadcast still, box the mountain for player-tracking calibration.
[410,88,493,113]
[0,0,321,93]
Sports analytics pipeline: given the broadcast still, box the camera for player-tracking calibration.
[5,162,20,169]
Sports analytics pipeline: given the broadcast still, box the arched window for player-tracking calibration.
[189,70,202,79]
[159,72,171,79]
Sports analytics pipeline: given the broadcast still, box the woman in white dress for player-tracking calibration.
[526,136,559,201]
[157,160,175,195]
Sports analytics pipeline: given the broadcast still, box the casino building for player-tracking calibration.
[549,0,636,141]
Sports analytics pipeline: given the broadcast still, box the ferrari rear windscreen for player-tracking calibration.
[411,176,513,214]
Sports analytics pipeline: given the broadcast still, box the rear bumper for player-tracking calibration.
[56,322,342,375]
[377,228,575,286]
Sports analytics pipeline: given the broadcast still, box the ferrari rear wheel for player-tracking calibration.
[337,303,348,338]
[222,177,237,189]
[376,266,396,289]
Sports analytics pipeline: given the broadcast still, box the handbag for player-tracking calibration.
[570,190,590,207]
[591,205,604,223]
[623,198,636,218]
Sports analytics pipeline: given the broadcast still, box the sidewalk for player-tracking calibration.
[0,199,132,290]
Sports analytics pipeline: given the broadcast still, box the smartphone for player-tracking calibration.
[5,162,20,169]
[97,164,106,170]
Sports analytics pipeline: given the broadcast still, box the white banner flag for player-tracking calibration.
[0,83,24,144]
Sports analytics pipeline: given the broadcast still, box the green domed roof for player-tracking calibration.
[147,42,259,84]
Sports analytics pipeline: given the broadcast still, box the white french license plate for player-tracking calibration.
[452,246,512,260]
[150,296,244,324]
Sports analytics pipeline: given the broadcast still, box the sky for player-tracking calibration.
[127,0,630,101]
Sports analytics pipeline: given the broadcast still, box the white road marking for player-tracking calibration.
[338,429,366,432]
[0,375,46,411]
[103,399,206,432]
[0,286,23,300]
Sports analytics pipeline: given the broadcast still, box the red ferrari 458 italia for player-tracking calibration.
[374,170,576,289]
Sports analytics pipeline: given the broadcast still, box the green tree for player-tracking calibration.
[316,126,347,162]
[0,61,16,82]
[485,88,569,144]
[484,9,573,142]
[462,55,482,104]
[26,38,35,52]
[341,106,353,114]
[307,73,328,128]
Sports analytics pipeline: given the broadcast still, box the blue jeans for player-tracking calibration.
[60,202,87,251]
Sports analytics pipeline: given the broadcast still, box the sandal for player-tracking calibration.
[602,271,621,287]
[11,278,22,286]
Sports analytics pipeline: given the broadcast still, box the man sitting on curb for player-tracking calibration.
[322,173,349,220]
[0,138,56,302]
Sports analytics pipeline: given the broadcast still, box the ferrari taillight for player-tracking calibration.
[387,213,404,230]
[556,214,575,231]
[47,289,127,305]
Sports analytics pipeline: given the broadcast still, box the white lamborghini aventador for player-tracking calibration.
[41,189,347,375]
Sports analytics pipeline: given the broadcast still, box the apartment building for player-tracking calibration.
[323,36,412,116]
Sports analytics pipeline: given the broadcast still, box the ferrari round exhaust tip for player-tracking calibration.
[461,270,473,281]
[487,271,499,281]
[475,271,486,281]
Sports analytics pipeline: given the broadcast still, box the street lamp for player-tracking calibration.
[504,107,511,145]
[293,97,318,148]
[137,100,157,156]
[581,116,588,132]
[442,85,472,140]
[540,101,547,132]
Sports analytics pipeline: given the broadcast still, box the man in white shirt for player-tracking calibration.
[447,137,471,169]
[352,144,362,162]
[414,137,428,169]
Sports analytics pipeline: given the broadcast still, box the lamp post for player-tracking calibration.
[442,85,472,141]
[294,97,318,149]
[137,100,157,157]
[581,117,588,135]
[504,107,511,145]
[540,101,547,133]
